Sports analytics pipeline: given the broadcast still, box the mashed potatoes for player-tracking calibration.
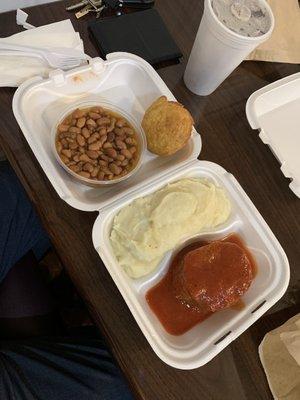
[110,178,231,279]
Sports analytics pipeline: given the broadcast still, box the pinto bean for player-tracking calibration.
[102,142,112,149]
[73,154,80,162]
[77,134,85,147]
[78,171,90,178]
[116,154,125,161]
[120,149,133,159]
[61,149,72,158]
[57,141,63,153]
[60,154,69,164]
[96,117,110,126]
[73,109,86,118]
[106,117,116,133]
[114,127,124,136]
[97,171,105,180]
[89,141,102,151]
[69,126,81,134]
[125,137,135,145]
[90,168,98,179]
[86,150,99,159]
[88,133,99,144]
[123,127,134,135]
[107,132,115,142]
[99,159,108,167]
[69,142,78,150]
[86,118,97,128]
[105,148,117,159]
[61,139,68,149]
[58,124,70,133]
[79,154,93,163]
[115,118,126,128]
[69,164,80,173]
[83,163,94,173]
[77,117,86,128]
[99,135,107,147]
[81,127,90,139]
[115,140,126,150]
[99,127,107,136]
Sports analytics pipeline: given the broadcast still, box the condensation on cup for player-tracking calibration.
[184,0,275,96]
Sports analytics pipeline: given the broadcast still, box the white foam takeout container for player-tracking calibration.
[246,72,300,198]
[13,53,290,369]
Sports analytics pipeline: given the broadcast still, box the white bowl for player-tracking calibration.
[52,100,146,187]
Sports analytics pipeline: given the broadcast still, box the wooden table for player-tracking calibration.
[0,1,299,399]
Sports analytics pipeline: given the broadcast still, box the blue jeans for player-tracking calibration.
[0,161,50,284]
[0,162,133,400]
[0,335,134,400]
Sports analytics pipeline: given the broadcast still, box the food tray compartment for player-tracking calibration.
[13,53,201,211]
[92,160,290,369]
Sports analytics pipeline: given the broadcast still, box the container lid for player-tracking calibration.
[246,72,300,198]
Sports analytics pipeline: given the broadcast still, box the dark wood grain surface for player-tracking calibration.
[0,1,299,399]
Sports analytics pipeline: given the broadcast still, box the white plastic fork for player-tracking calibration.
[0,42,90,70]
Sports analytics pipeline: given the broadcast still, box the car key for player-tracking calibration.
[75,0,102,18]
[66,0,89,11]
[68,0,101,13]
[75,4,93,18]
[89,0,103,9]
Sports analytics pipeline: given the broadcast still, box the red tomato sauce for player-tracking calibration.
[145,234,256,336]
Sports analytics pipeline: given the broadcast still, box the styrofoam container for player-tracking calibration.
[246,72,300,198]
[13,53,289,369]
[92,160,289,368]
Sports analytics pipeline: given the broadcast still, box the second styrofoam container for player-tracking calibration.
[92,160,289,369]
[246,72,300,198]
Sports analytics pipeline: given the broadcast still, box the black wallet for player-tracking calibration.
[88,9,182,66]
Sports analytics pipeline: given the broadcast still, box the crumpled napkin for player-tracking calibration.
[0,18,85,87]
[259,314,300,400]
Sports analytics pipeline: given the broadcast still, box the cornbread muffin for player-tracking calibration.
[142,96,194,156]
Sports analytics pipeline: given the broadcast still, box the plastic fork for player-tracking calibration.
[0,42,90,70]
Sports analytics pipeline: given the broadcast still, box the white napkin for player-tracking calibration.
[0,18,85,87]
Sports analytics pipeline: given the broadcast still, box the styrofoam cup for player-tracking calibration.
[184,0,275,96]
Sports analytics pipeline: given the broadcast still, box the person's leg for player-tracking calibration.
[0,161,50,283]
[0,161,134,399]
[0,161,57,338]
[0,251,59,340]
[0,334,134,400]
